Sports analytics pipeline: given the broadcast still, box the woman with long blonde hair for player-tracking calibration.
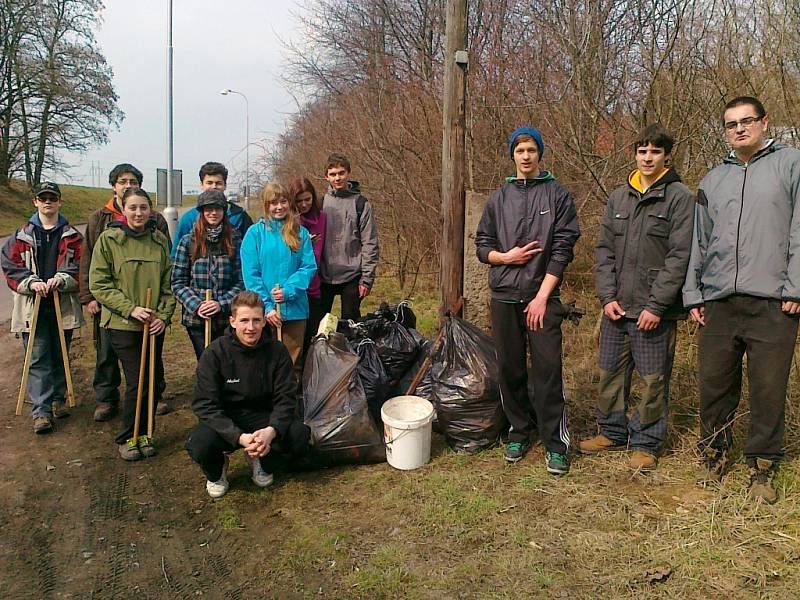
[241,183,316,370]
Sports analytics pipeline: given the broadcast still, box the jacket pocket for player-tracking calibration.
[647,213,670,238]
[612,211,629,235]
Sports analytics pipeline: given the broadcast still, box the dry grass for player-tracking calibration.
[60,271,800,598]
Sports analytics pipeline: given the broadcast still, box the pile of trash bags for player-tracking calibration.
[302,301,427,465]
[416,315,506,454]
[302,301,508,463]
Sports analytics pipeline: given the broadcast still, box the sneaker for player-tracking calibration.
[93,403,118,422]
[630,450,657,471]
[155,402,170,415]
[118,440,142,461]
[33,416,54,434]
[206,455,230,498]
[504,440,531,463]
[247,455,274,488]
[51,401,70,419]
[578,434,626,454]
[546,451,570,475]
[138,436,157,458]
[748,458,777,504]
[696,448,727,485]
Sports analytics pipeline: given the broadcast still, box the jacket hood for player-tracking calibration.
[628,167,681,194]
[504,170,556,184]
[28,212,68,230]
[723,139,780,165]
[329,180,361,197]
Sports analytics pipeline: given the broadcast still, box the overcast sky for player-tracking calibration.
[59,0,303,193]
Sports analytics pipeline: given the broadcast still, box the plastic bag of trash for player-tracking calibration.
[354,338,390,425]
[421,316,506,453]
[302,332,386,465]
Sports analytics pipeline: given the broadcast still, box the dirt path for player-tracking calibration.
[0,326,261,599]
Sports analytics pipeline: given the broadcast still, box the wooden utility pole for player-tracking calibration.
[440,0,468,316]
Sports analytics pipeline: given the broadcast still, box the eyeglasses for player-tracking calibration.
[36,196,60,203]
[723,116,763,131]
[116,178,139,185]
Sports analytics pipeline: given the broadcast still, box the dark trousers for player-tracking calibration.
[320,277,362,322]
[185,322,228,360]
[108,329,166,444]
[303,294,326,353]
[491,298,569,454]
[596,316,677,454]
[698,296,798,464]
[185,417,310,482]
[93,313,121,405]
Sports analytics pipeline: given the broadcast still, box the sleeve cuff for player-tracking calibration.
[546,261,566,279]
[476,247,492,263]
[682,290,704,308]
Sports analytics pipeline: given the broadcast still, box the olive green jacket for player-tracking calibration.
[89,223,176,331]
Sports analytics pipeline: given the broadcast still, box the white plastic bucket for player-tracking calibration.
[381,395,436,470]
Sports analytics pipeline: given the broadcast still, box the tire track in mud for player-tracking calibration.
[82,465,140,599]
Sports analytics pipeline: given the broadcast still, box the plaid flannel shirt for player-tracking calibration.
[171,231,243,328]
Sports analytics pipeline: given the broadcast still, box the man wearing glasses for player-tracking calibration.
[683,96,800,503]
[78,164,172,421]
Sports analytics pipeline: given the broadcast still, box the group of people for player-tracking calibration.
[478,95,799,504]
[2,154,379,496]
[3,95,796,504]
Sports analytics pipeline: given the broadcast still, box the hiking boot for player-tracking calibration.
[546,451,570,475]
[156,401,170,415]
[33,416,54,434]
[206,455,230,498]
[51,401,70,419]
[748,458,777,504]
[118,440,142,461]
[630,450,657,471]
[504,440,531,463]
[696,448,728,485]
[578,434,626,454]
[247,455,274,488]
[93,402,117,422]
[138,436,157,458]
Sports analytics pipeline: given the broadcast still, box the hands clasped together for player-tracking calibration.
[130,306,166,335]
[239,427,277,459]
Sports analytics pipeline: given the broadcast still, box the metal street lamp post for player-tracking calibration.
[220,88,250,210]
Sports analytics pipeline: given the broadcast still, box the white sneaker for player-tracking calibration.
[205,455,230,498]
[247,455,274,488]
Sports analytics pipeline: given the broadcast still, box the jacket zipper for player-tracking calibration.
[734,165,748,294]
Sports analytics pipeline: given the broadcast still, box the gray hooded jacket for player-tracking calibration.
[683,141,800,307]
[320,181,379,288]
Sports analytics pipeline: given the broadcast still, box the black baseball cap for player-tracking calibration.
[34,182,61,198]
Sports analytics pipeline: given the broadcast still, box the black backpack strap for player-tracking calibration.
[355,195,366,237]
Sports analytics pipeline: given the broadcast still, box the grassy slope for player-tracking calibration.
[0,181,197,236]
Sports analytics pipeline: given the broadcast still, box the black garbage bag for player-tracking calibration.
[302,333,386,465]
[374,321,420,382]
[354,338,390,425]
[421,316,506,453]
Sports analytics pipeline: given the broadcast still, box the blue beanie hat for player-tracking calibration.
[508,126,545,159]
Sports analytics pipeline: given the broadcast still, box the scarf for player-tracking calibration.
[206,223,223,244]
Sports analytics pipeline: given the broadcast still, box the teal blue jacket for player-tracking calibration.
[240,218,316,320]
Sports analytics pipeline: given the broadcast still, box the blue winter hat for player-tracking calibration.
[508,126,545,159]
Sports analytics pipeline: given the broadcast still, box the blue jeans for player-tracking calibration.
[21,309,73,418]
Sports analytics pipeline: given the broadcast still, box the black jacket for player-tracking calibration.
[475,173,580,301]
[595,169,695,319]
[192,327,297,445]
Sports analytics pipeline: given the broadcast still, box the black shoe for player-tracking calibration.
[93,403,118,422]
[504,441,531,463]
